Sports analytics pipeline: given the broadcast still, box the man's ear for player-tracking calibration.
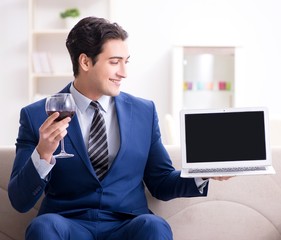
[79,53,92,72]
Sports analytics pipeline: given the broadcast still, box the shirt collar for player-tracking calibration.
[70,83,111,113]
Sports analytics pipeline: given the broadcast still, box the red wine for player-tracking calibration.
[47,111,75,121]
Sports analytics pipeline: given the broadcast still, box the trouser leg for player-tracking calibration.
[107,214,173,240]
[25,213,95,240]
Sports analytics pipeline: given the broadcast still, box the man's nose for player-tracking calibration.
[117,64,127,78]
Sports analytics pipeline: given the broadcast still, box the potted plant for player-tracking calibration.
[60,8,80,29]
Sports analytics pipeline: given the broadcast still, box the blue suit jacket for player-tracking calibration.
[8,83,207,216]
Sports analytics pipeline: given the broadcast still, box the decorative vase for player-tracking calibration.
[64,17,79,29]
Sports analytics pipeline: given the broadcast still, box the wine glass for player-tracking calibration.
[45,93,76,158]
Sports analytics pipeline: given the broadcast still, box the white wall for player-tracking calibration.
[1,0,281,145]
[111,0,281,142]
[1,0,29,146]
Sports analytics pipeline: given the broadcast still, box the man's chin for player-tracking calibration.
[106,90,121,97]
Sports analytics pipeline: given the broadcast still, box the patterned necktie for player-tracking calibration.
[88,101,109,180]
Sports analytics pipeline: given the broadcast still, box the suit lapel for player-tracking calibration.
[113,94,132,164]
[59,83,97,175]
[67,116,88,160]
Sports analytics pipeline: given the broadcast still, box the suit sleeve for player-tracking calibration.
[8,107,47,213]
[143,102,208,201]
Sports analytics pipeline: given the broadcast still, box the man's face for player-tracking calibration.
[87,39,129,99]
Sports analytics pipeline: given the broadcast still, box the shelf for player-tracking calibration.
[28,0,111,102]
[32,29,69,35]
[183,90,233,109]
[172,46,236,119]
[32,72,73,78]
[184,90,232,93]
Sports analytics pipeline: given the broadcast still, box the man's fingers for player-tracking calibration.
[211,176,233,181]
[40,112,60,131]
[39,113,71,143]
[49,125,69,142]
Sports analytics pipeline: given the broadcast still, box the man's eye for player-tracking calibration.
[110,61,119,65]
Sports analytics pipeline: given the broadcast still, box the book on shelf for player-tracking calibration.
[32,52,52,74]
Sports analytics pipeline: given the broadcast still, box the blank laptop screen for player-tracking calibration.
[184,111,266,163]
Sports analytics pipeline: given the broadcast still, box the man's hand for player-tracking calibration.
[211,176,233,181]
[36,112,71,162]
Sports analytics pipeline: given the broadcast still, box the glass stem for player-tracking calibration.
[60,139,66,154]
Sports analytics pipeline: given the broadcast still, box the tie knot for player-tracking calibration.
[90,101,100,110]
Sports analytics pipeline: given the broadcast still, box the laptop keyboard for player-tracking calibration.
[189,166,267,174]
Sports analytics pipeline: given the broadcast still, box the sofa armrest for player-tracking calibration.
[0,146,39,240]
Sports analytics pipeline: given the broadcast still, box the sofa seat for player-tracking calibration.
[1,145,281,240]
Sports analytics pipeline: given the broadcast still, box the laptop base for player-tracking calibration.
[180,166,276,178]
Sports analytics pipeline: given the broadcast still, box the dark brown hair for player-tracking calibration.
[66,16,128,77]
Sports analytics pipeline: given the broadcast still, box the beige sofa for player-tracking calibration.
[1,145,281,240]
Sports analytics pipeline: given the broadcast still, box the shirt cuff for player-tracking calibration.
[194,177,209,194]
[31,149,56,179]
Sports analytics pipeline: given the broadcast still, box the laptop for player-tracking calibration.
[180,107,276,178]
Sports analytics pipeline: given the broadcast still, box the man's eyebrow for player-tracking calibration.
[109,56,130,60]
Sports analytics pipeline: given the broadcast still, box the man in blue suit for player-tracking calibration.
[8,16,227,240]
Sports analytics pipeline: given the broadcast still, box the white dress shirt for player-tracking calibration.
[69,83,120,167]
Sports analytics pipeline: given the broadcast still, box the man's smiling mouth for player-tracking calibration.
[110,79,121,84]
